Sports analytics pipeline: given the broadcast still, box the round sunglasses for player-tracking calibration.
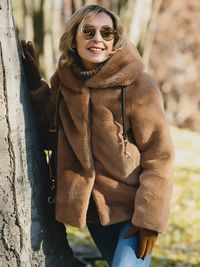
[81,25,117,41]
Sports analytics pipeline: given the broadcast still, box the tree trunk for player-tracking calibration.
[120,0,163,65]
[0,1,73,266]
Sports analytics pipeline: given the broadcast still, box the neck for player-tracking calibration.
[73,61,105,80]
[81,61,100,71]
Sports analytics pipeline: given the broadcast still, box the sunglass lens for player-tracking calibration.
[101,29,115,41]
[82,26,95,39]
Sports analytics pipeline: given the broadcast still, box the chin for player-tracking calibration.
[81,53,110,69]
[90,55,109,63]
[92,59,106,64]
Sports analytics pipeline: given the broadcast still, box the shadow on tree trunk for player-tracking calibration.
[20,77,85,266]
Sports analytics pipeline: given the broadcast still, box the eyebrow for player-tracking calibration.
[83,24,113,28]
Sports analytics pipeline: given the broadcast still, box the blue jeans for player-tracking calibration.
[87,221,152,267]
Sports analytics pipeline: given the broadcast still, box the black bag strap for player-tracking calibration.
[121,87,131,159]
[47,86,61,204]
[121,87,127,141]
[49,86,61,133]
[48,86,130,205]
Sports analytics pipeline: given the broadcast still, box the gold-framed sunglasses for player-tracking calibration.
[81,25,117,41]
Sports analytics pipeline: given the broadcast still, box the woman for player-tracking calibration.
[22,5,174,267]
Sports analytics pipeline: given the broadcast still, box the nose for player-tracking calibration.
[93,29,103,42]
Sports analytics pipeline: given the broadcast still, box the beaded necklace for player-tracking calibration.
[73,62,105,80]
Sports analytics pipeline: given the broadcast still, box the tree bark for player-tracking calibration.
[120,0,163,64]
[0,1,73,266]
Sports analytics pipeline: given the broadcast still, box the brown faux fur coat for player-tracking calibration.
[31,40,174,233]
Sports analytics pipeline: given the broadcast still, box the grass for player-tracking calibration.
[150,127,200,267]
[67,127,200,267]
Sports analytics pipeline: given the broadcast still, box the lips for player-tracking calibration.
[88,47,105,53]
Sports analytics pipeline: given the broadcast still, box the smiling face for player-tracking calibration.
[75,12,115,70]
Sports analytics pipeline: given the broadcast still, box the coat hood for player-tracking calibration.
[57,39,144,92]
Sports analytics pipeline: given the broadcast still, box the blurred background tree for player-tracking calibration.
[12,0,162,77]
[149,0,200,132]
[12,0,200,133]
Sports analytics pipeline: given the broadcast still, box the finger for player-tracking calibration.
[143,236,157,260]
[138,234,147,258]
[23,49,33,61]
[21,41,32,55]
[22,55,41,89]
[23,50,38,71]
[143,240,151,259]
[21,40,27,50]
[24,51,41,76]
[20,40,29,58]
[27,41,39,64]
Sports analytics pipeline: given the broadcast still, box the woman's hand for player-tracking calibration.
[124,224,158,259]
[20,40,41,91]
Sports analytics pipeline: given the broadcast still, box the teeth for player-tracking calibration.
[89,48,103,51]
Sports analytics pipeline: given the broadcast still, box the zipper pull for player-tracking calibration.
[124,139,131,159]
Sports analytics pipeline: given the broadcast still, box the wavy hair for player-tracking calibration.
[59,5,124,66]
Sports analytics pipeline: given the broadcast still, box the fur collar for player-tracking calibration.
[57,39,144,91]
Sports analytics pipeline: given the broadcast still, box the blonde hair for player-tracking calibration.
[59,5,124,66]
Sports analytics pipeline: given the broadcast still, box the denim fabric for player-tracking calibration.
[87,221,151,267]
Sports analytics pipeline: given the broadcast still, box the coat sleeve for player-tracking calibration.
[128,72,175,233]
[29,71,60,149]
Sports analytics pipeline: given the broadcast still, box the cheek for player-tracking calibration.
[75,34,85,50]
[108,39,115,49]
[75,35,80,49]
[108,41,114,51]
